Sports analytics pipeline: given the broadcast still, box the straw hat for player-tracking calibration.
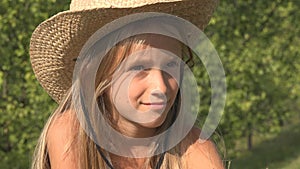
[30,0,218,103]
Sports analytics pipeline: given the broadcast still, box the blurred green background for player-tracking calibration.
[0,0,299,168]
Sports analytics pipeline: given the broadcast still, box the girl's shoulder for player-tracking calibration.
[46,110,78,169]
[181,127,225,169]
[47,110,78,142]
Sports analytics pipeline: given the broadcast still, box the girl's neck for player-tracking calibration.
[116,115,157,138]
[110,154,148,169]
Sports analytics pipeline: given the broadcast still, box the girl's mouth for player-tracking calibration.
[141,102,167,110]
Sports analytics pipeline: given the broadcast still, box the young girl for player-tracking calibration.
[30,0,224,168]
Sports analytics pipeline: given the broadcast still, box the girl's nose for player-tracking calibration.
[149,69,168,94]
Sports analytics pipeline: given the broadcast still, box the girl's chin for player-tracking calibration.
[137,117,166,129]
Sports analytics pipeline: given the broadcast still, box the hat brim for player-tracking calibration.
[30,0,218,103]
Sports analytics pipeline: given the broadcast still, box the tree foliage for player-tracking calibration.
[0,0,299,168]
[0,0,69,168]
[206,0,300,153]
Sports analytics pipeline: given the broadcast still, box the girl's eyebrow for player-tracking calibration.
[126,55,179,65]
[125,55,149,64]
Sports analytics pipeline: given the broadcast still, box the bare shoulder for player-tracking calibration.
[47,110,78,169]
[182,127,225,169]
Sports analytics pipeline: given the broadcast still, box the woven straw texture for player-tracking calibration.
[30,0,218,103]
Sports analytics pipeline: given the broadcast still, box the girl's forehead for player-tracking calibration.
[131,34,182,56]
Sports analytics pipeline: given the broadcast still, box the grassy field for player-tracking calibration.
[228,120,300,169]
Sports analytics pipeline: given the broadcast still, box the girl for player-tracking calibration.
[30,0,224,168]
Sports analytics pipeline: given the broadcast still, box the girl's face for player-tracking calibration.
[109,35,182,132]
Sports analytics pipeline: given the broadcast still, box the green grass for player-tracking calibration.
[282,155,300,169]
[228,121,300,169]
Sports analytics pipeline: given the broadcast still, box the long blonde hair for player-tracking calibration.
[31,34,195,169]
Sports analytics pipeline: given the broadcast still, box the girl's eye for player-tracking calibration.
[129,65,145,71]
[166,61,179,68]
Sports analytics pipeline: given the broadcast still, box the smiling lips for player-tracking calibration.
[141,102,166,110]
